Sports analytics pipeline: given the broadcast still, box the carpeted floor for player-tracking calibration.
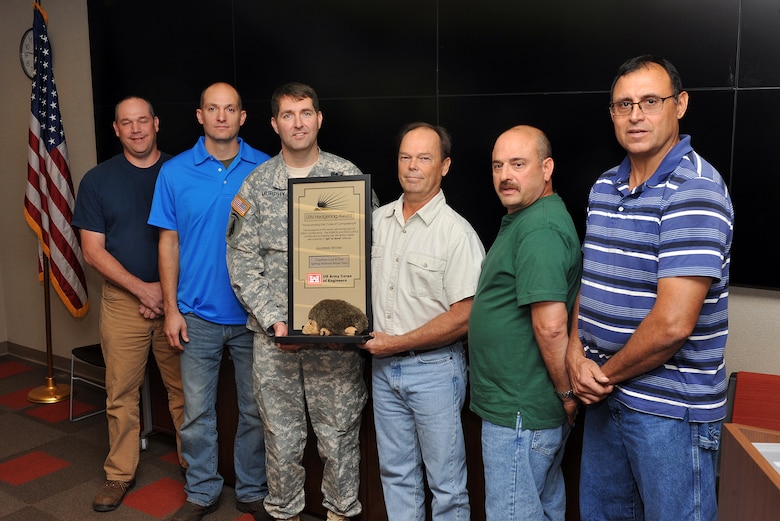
[0,353,315,521]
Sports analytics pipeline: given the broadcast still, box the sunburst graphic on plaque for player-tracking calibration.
[315,191,350,210]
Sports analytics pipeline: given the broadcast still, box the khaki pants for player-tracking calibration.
[99,281,185,481]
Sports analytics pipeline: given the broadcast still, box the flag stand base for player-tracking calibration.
[27,377,70,404]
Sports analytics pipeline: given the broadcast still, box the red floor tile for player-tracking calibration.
[0,361,34,379]
[123,477,185,518]
[159,450,180,466]
[26,399,97,423]
[0,451,70,485]
[123,479,254,520]
[70,399,100,417]
[0,387,37,409]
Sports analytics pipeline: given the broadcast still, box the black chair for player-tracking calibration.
[68,343,153,450]
[69,344,107,422]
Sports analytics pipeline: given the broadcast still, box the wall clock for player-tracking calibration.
[19,28,35,79]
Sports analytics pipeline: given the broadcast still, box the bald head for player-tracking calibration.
[200,82,243,110]
[491,125,555,213]
[495,125,552,164]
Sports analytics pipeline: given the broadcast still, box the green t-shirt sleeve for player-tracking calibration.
[514,227,572,307]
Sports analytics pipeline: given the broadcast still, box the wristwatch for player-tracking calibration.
[555,388,575,400]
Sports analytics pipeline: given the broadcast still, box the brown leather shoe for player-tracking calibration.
[92,479,135,512]
[171,500,219,521]
[236,498,272,520]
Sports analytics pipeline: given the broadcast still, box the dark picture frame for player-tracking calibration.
[278,175,373,344]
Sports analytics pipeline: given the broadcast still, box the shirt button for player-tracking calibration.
[618,206,624,212]
[223,180,227,185]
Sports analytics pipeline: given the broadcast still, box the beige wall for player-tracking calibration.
[727,286,780,374]
[0,0,101,363]
[0,0,778,377]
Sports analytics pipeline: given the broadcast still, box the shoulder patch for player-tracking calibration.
[231,195,251,216]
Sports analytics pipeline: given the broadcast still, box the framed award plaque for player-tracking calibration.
[278,175,372,343]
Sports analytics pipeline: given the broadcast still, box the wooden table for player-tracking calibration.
[718,423,780,521]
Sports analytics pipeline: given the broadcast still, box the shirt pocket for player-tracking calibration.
[406,252,445,299]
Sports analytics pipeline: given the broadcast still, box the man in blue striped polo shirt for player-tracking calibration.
[566,55,734,521]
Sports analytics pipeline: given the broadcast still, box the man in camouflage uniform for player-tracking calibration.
[226,82,374,521]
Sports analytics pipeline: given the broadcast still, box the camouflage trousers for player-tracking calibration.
[253,336,367,519]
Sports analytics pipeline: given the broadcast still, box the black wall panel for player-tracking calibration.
[740,0,780,87]
[439,0,739,94]
[87,0,780,289]
[233,1,437,99]
[731,89,780,288]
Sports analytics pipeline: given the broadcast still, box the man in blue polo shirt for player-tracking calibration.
[566,55,734,521]
[149,82,271,521]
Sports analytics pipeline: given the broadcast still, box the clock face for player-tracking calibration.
[20,28,35,79]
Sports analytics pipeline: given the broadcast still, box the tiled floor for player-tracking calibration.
[0,354,317,521]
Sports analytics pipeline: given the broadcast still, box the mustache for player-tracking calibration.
[499,181,520,191]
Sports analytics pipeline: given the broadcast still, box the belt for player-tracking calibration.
[391,344,459,358]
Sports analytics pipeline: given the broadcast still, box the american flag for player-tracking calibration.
[23,2,89,318]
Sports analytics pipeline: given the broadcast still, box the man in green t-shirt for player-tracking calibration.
[468,125,581,521]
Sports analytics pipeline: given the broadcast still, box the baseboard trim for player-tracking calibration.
[4,342,105,383]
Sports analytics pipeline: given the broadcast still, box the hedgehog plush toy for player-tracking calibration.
[302,299,369,337]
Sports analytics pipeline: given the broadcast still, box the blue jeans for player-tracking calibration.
[372,344,470,521]
[179,314,267,506]
[481,416,569,521]
[580,397,720,521]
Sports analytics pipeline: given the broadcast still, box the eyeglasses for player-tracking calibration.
[608,95,676,116]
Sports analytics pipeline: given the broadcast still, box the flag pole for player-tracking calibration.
[28,255,70,403]
[27,0,71,404]
[25,0,84,403]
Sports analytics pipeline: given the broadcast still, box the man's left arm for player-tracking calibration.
[600,275,711,384]
[362,298,472,357]
[602,168,731,386]
[80,229,163,318]
[566,291,613,404]
[531,300,578,424]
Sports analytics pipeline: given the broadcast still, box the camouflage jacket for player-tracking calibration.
[226,150,369,334]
